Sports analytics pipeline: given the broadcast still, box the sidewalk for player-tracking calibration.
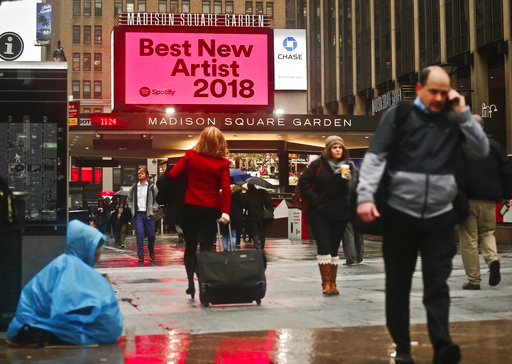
[1,235,511,363]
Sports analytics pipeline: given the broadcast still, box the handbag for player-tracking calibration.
[262,205,274,223]
[293,162,322,212]
[154,207,165,221]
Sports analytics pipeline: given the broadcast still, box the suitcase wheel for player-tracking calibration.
[256,299,261,305]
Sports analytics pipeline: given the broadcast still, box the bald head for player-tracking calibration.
[416,66,452,114]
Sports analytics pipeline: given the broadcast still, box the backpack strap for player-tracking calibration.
[388,101,414,166]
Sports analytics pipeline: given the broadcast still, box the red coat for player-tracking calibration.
[168,149,231,214]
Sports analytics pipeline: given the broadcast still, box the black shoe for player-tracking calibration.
[395,352,415,364]
[433,343,461,364]
[462,282,480,290]
[149,252,155,261]
[186,287,195,299]
[138,255,144,262]
[489,260,501,286]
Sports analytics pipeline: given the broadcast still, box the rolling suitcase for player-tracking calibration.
[196,222,266,307]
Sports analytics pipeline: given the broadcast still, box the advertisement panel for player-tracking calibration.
[36,3,51,45]
[114,26,274,112]
[273,29,307,90]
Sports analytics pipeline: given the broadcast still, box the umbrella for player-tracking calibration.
[113,190,129,197]
[230,168,252,183]
[243,176,277,189]
[97,190,115,197]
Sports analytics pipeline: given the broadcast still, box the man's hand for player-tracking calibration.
[218,212,230,225]
[447,89,466,114]
[357,202,381,222]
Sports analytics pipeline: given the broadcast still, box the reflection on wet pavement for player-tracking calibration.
[3,320,511,363]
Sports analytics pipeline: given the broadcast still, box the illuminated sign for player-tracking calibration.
[68,101,79,128]
[274,29,307,90]
[117,13,272,28]
[113,26,274,112]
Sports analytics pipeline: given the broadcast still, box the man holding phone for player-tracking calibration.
[357,66,489,364]
[457,114,512,290]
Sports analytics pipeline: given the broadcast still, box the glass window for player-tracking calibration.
[245,1,253,14]
[95,0,102,16]
[94,53,102,71]
[94,81,102,99]
[255,1,263,14]
[94,168,102,184]
[225,1,233,13]
[114,0,123,16]
[83,25,91,44]
[138,0,146,12]
[73,0,81,16]
[83,81,91,99]
[72,53,80,71]
[159,0,167,11]
[202,0,210,13]
[94,108,103,113]
[266,2,273,17]
[214,0,222,13]
[83,53,91,71]
[170,0,178,12]
[84,0,91,16]
[182,0,190,12]
[71,167,79,182]
[94,26,102,44]
[81,167,93,183]
[127,0,135,12]
[72,80,80,99]
[73,25,80,44]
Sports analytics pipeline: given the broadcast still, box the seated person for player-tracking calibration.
[6,220,123,347]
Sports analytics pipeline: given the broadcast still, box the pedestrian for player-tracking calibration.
[6,220,123,347]
[457,114,512,290]
[221,184,243,250]
[93,198,109,235]
[342,221,364,266]
[243,183,273,250]
[356,66,489,364]
[111,195,131,248]
[127,167,159,262]
[298,135,352,296]
[168,126,231,299]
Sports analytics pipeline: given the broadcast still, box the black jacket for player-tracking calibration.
[298,157,350,221]
[464,137,512,202]
[243,186,273,223]
[230,190,244,230]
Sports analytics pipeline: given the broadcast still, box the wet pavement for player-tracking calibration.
[1,234,512,363]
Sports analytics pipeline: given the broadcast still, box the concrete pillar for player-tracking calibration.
[469,0,489,119]
[439,0,447,64]
[390,0,397,87]
[102,157,113,191]
[413,0,420,73]
[504,0,512,153]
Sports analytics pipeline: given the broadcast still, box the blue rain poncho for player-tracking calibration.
[7,220,124,345]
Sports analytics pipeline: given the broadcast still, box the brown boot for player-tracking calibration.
[318,263,331,295]
[330,263,339,295]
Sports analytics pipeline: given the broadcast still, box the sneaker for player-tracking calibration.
[462,282,480,290]
[489,260,501,286]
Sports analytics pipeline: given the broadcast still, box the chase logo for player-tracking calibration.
[283,37,297,51]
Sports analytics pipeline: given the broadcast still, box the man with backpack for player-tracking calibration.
[356,66,489,364]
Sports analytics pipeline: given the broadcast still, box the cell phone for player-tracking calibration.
[499,203,508,217]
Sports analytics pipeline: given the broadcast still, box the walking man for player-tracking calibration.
[127,168,159,262]
[356,66,489,364]
[458,114,512,290]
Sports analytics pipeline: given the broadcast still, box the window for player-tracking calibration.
[72,53,80,71]
[72,80,80,99]
[84,25,91,44]
[83,108,91,113]
[255,1,263,14]
[84,0,91,16]
[159,0,167,11]
[138,0,146,12]
[94,108,103,113]
[83,81,91,99]
[114,0,123,16]
[73,0,81,16]
[94,26,102,44]
[94,81,102,99]
[94,168,102,184]
[127,0,135,12]
[225,1,233,13]
[81,167,93,183]
[71,166,79,181]
[214,1,222,13]
[245,1,253,14]
[94,0,102,16]
[266,1,273,17]
[202,0,210,13]
[83,53,91,71]
[182,0,190,12]
[94,53,102,71]
[170,0,178,12]
[72,25,80,44]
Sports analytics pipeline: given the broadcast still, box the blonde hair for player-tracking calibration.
[193,126,228,159]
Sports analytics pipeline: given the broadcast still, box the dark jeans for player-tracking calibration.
[182,204,220,288]
[134,212,156,258]
[383,206,457,354]
[248,217,268,249]
[307,210,347,256]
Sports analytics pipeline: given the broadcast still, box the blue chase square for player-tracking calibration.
[283,36,297,51]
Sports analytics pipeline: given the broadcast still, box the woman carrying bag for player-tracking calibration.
[298,135,352,296]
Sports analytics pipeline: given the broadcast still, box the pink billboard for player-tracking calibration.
[119,28,272,111]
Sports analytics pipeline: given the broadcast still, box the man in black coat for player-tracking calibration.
[457,114,512,290]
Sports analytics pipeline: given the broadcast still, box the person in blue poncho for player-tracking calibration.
[6,220,123,347]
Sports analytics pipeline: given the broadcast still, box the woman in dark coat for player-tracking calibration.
[221,184,244,250]
[298,135,352,296]
[243,183,273,250]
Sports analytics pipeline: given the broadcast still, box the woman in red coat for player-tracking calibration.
[168,126,231,299]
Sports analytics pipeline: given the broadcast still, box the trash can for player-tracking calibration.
[0,190,28,330]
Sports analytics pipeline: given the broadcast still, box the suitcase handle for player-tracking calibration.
[216,220,233,251]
